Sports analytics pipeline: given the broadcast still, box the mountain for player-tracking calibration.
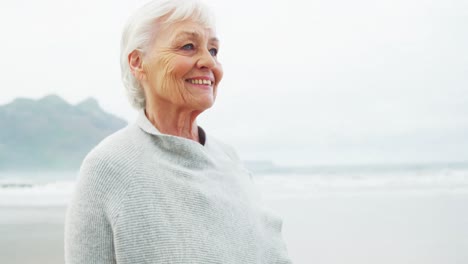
[0,95,127,170]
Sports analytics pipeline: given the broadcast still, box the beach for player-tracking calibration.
[254,168,468,264]
[268,191,468,264]
[0,206,66,264]
[1,165,468,264]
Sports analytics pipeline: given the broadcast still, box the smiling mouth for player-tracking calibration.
[185,78,214,86]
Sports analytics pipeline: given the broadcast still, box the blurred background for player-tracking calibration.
[1,0,467,263]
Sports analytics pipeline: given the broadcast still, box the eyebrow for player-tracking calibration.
[174,31,219,44]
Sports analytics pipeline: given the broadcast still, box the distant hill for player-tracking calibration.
[0,95,127,170]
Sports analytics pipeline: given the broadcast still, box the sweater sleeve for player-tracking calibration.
[64,156,118,264]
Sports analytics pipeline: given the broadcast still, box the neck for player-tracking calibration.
[144,100,202,143]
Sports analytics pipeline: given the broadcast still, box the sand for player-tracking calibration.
[0,206,66,264]
[266,191,468,264]
[1,191,468,264]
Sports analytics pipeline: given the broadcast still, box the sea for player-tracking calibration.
[1,163,468,264]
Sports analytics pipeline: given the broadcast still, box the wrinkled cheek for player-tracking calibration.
[217,61,224,76]
[167,77,187,103]
[214,64,224,86]
[213,64,223,98]
[154,56,177,101]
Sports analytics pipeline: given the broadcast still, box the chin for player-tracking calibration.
[193,97,215,111]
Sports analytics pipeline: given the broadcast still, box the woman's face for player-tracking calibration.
[140,19,223,111]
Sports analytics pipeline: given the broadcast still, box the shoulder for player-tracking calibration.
[73,124,146,211]
[205,134,242,163]
[86,124,146,162]
[80,126,141,176]
[205,133,255,182]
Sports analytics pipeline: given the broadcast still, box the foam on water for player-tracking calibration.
[0,180,76,206]
[253,166,468,200]
[0,171,78,206]
[1,166,468,205]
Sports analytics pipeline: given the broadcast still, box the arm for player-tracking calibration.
[64,158,117,264]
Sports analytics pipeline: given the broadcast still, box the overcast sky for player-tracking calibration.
[1,0,467,166]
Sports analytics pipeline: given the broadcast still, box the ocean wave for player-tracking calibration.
[253,168,468,199]
[0,181,75,206]
[0,183,35,188]
[1,167,468,205]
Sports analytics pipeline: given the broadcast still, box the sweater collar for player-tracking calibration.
[136,109,206,146]
[136,109,162,136]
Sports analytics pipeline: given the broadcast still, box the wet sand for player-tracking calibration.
[2,191,468,264]
[0,206,66,264]
[267,191,468,264]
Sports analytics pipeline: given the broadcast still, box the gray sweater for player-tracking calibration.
[65,110,292,264]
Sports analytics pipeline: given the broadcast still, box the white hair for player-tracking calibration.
[120,0,216,109]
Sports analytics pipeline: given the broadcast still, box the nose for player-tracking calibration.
[196,49,216,69]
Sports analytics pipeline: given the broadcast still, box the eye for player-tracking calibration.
[209,48,218,56]
[182,43,194,50]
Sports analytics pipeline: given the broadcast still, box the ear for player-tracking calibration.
[128,50,146,81]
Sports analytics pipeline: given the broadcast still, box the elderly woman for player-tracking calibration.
[64,0,292,263]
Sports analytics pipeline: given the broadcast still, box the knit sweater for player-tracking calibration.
[64,110,292,264]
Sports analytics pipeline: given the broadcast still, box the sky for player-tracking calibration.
[1,0,467,166]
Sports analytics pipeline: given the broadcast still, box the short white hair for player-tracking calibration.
[120,0,216,109]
